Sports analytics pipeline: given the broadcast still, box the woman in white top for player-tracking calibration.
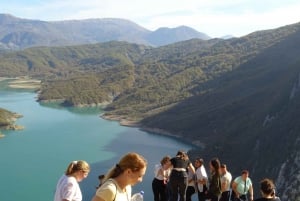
[186,165,196,201]
[194,158,208,201]
[92,152,147,201]
[54,160,90,201]
[152,156,172,201]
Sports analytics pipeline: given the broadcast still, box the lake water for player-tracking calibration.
[0,83,194,201]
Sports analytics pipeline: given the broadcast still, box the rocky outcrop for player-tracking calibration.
[276,138,300,200]
[0,108,24,131]
[4,124,24,130]
[289,72,300,99]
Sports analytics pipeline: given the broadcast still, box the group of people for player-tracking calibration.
[52,150,281,201]
[151,152,223,201]
[151,150,281,201]
[53,152,148,201]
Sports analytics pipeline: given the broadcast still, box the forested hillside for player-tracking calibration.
[142,27,300,199]
[1,21,300,199]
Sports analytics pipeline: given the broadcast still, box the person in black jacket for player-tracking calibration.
[207,157,222,201]
[254,178,281,201]
[169,150,195,201]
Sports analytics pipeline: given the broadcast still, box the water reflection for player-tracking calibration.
[40,101,104,115]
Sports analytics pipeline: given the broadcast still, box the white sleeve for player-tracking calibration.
[200,166,208,179]
[154,164,161,177]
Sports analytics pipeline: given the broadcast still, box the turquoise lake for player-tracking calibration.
[0,83,194,201]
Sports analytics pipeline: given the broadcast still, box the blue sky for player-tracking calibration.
[1,0,300,37]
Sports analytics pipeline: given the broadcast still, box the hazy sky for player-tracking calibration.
[1,0,300,38]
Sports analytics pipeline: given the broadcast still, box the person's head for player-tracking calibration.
[161,155,171,169]
[98,174,105,181]
[209,157,221,175]
[65,160,90,182]
[97,174,105,188]
[194,158,204,168]
[241,170,249,180]
[106,152,147,186]
[220,164,227,174]
[176,150,188,160]
[176,150,185,157]
[260,178,276,197]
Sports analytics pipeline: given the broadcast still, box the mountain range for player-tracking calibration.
[0,13,300,200]
[0,13,210,50]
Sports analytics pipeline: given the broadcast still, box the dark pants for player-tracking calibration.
[209,194,219,201]
[186,186,195,201]
[231,191,247,201]
[152,178,168,201]
[197,191,206,201]
[238,194,247,201]
[220,191,231,201]
[169,170,188,201]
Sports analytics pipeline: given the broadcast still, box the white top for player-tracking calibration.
[154,164,163,180]
[95,179,131,201]
[221,171,232,191]
[187,169,195,187]
[195,165,208,192]
[54,174,82,201]
[154,164,171,181]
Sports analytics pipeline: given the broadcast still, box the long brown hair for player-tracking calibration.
[210,157,221,176]
[103,152,147,183]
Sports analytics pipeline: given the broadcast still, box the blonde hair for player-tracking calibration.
[65,160,90,176]
[104,152,147,182]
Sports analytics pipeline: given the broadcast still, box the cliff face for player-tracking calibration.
[276,143,300,201]
[283,75,300,198]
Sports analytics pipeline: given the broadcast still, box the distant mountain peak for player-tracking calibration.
[0,13,211,49]
[147,25,210,46]
[0,13,18,23]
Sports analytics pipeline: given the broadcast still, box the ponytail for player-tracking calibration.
[65,160,90,176]
[103,152,147,183]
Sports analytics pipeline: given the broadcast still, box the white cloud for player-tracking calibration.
[135,0,300,37]
[1,0,300,37]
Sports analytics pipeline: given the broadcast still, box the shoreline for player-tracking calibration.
[0,76,41,89]
[140,126,204,149]
[101,114,204,148]
[0,77,14,81]
[0,112,25,132]
[1,78,202,147]
[101,114,141,127]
